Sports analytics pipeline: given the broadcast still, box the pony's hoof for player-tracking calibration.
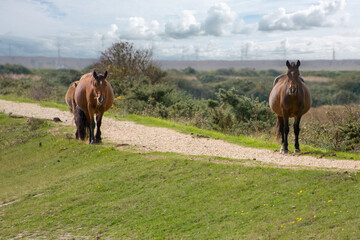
[280,149,289,154]
[90,139,101,145]
[294,149,301,153]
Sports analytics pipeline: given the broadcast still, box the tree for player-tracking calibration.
[95,41,166,95]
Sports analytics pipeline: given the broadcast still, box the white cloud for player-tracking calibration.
[165,11,201,39]
[108,24,119,39]
[233,19,257,34]
[164,3,237,38]
[202,3,236,36]
[258,0,347,32]
[118,17,160,40]
[1,0,360,60]
[0,0,65,37]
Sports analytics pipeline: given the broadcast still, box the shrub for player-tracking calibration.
[302,105,360,153]
[0,64,31,74]
[28,82,53,101]
[207,88,276,135]
[95,41,166,95]
[184,67,196,75]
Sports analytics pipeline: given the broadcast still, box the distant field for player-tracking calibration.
[2,56,360,70]
[305,76,332,82]
[159,59,360,71]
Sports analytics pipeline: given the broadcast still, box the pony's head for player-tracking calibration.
[286,60,301,96]
[92,70,108,105]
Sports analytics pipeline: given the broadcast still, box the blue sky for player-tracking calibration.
[0,0,358,60]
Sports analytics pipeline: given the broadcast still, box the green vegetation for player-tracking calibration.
[0,95,68,111]
[0,95,358,160]
[1,113,360,239]
[168,67,360,107]
[1,63,360,154]
[114,114,360,160]
[0,63,31,74]
[1,43,360,239]
[0,64,84,103]
[1,41,360,155]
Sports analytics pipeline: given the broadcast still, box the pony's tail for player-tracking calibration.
[74,106,87,140]
[274,119,281,141]
[70,98,77,114]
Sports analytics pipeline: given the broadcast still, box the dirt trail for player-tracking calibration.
[1,99,359,171]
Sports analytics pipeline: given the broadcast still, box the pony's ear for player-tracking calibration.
[286,60,291,68]
[296,60,301,67]
[103,71,108,79]
[92,70,98,80]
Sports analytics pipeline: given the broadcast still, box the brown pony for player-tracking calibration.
[269,60,311,153]
[65,81,79,113]
[74,70,114,144]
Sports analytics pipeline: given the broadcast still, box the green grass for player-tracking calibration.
[1,112,360,239]
[114,114,360,161]
[0,95,68,111]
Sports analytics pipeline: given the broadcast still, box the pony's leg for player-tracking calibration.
[294,115,302,153]
[89,117,96,144]
[74,112,79,139]
[278,116,287,154]
[87,107,96,144]
[95,113,103,143]
[277,116,285,143]
[280,114,290,154]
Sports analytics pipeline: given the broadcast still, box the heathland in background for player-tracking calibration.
[1,41,359,153]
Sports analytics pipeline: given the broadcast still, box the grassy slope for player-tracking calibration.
[1,113,360,239]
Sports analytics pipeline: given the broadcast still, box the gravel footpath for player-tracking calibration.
[1,99,359,171]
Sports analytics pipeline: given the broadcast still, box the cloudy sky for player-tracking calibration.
[0,0,359,60]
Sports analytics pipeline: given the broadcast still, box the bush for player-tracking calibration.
[0,64,31,74]
[28,82,53,101]
[198,74,225,83]
[184,67,196,75]
[302,105,360,153]
[112,79,206,121]
[95,41,166,95]
[207,88,276,135]
[40,69,83,86]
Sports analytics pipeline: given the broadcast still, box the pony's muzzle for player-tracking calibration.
[289,86,297,95]
[97,96,105,105]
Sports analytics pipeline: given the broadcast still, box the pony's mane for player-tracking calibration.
[80,72,92,80]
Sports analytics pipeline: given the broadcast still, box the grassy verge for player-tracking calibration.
[114,114,278,148]
[1,95,359,160]
[0,95,68,111]
[1,112,360,239]
[114,114,360,161]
